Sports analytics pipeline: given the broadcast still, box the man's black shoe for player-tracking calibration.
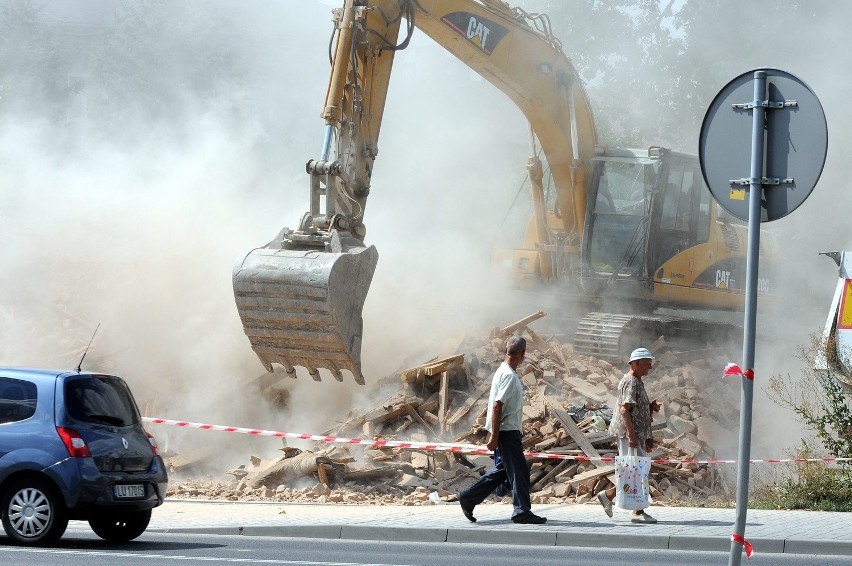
[511,511,547,524]
[460,500,477,523]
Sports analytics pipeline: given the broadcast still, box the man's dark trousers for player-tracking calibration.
[459,430,530,517]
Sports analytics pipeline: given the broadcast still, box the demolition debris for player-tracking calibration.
[165,312,740,507]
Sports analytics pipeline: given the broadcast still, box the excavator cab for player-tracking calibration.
[580,148,660,299]
[580,147,764,311]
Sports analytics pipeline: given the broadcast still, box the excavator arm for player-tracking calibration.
[233,0,599,383]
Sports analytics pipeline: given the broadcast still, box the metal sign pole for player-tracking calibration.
[700,65,826,565]
[728,70,766,566]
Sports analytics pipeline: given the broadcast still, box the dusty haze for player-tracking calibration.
[1,0,849,470]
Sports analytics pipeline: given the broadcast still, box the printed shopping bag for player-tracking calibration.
[614,453,652,510]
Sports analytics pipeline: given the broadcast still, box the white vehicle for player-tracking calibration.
[816,251,852,390]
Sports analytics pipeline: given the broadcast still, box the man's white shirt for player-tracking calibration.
[484,361,524,432]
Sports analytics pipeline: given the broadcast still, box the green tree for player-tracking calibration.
[525,0,843,153]
[525,0,691,148]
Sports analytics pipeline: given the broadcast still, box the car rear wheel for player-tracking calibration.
[88,509,152,542]
[1,477,68,545]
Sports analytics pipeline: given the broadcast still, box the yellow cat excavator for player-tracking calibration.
[232,0,776,384]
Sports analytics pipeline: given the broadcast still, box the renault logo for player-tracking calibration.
[122,437,129,449]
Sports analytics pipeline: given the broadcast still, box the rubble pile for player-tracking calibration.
[165,313,739,507]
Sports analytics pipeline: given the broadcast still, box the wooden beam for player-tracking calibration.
[445,380,491,429]
[525,326,568,366]
[497,311,546,337]
[317,463,330,485]
[648,335,666,353]
[402,403,435,436]
[562,377,606,404]
[531,459,573,492]
[361,396,421,424]
[567,464,615,486]
[524,325,551,352]
[438,372,449,432]
[399,354,465,383]
[546,397,606,468]
[425,355,465,377]
[573,420,668,448]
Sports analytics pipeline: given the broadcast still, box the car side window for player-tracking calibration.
[0,377,38,424]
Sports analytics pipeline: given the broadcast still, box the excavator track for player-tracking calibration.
[573,312,741,361]
[572,313,635,359]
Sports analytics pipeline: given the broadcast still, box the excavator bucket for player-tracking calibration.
[232,242,378,384]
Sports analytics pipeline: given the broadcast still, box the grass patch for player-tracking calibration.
[750,444,852,511]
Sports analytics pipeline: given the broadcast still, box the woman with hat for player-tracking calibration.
[596,347,661,523]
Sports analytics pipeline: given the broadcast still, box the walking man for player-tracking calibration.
[458,336,546,525]
[597,347,661,523]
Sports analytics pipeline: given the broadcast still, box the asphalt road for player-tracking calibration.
[2,532,850,566]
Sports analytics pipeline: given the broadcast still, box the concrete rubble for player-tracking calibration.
[165,312,740,507]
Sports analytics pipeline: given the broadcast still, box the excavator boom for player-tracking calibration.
[233,0,595,382]
[232,0,776,382]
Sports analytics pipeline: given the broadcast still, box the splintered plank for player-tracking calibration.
[402,403,435,436]
[399,354,465,383]
[525,325,567,366]
[567,464,615,486]
[562,376,607,404]
[445,380,492,430]
[531,459,573,492]
[546,397,606,468]
[496,311,546,337]
[438,372,449,432]
[361,396,422,424]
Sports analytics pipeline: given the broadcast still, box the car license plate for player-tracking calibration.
[114,484,145,499]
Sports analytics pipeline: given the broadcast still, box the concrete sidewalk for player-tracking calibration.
[126,499,852,556]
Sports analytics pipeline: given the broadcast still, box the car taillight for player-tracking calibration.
[146,432,160,456]
[56,427,91,458]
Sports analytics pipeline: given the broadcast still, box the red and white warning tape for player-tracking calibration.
[142,417,852,465]
[732,533,755,559]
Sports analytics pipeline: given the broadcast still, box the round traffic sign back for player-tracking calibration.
[699,68,827,222]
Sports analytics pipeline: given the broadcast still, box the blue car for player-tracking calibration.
[0,368,168,545]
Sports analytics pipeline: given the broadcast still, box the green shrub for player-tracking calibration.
[776,443,852,511]
[758,337,852,510]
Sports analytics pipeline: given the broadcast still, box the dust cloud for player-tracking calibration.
[658,1,852,460]
[1,0,849,472]
[0,0,526,470]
